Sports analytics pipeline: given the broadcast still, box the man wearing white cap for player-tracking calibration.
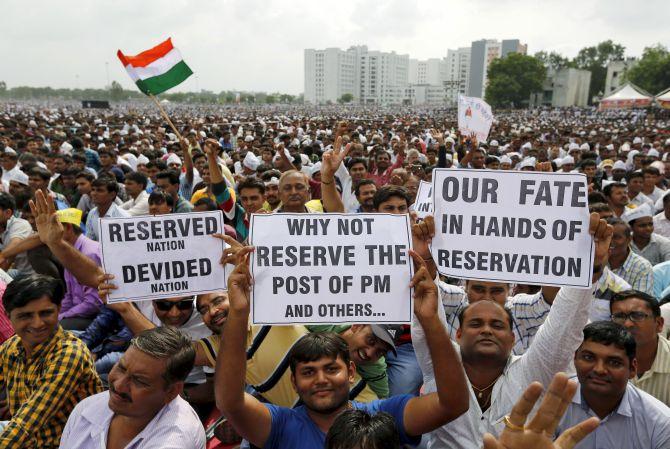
[623,204,670,265]
[499,155,512,170]
[612,160,628,182]
[560,155,575,173]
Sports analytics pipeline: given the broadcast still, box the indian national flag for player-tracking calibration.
[117,38,193,96]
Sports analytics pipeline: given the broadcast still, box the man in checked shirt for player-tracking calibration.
[0,274,102,448]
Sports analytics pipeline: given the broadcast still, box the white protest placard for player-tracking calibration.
[99,211,227,302]
[409,180,433,219]
[249,213,413,325]
[430,169,593,287]
[457,95,493,142]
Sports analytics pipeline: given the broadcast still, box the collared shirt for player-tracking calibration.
[653,212,670,239]
[653,260,670,300]
[610,249,654,296]
[59,234,103,320]
[174,195,194,213]
[556,382,670,449]
[632,335,670,406]
[59,391,205,449]
[85,202,131,241]
[0,215,34,275]
[630,192,654,207]
[120,190,150,216]
[0,327,102,448]
[631,233,670,266]
[437,282,550,355]
[413,285,596,449]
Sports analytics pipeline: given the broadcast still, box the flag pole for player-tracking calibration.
[149,94,183,141]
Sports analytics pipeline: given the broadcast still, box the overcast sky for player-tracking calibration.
[1,0,668,95]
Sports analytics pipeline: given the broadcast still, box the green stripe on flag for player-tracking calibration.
[136,61,193,96]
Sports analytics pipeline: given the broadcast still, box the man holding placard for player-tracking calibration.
[215,248,469,449]
[413,213,613,449]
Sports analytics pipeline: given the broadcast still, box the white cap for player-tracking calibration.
[562,155,575,165]
[521,142,532,150]
[612,160,627,170]
[3,147,16,155]
[648,149,660,158]
[622,204,652,224]
[244,135,254,143]
[310,162,322,178]
[8,170,29,186]
[580,143,590,151]
[242,152,260,171]
[137,155,150,165]
[633,137,643,144]
[500,155,512,165]
[518,157,536,170]
[665,138,670,146]
[264,176,279,186]
[300,154,311,166]
[166,153,181,166]
[489,140,499,147]
[620,143,631,152]
[568,143,580,152]
[445,137,455,145]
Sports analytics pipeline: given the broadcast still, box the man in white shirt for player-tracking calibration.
[412,214,611,449]
[120,172,150,216]
[86,177,130,241]
[59,327,206,449]
[653,191,670,238]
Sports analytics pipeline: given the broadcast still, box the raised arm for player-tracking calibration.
[181,138,195,185]
[514,213,612,388]
[29,190,103,288]
[215,247,272,448]
[320,136,347,213]
[403,252,469,436]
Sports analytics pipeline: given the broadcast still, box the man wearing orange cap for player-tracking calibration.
[56,208,103,330]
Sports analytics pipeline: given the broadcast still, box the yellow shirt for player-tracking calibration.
[191,187,236,205]
[262,200,324,213]
[198,325,378,408]
[632,334,670,407]
[0,327,102,448]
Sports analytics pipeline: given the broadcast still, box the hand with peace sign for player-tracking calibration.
[321,135,349,182]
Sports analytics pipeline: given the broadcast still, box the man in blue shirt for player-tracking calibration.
[215,248,469,449]
[556,321,670,448]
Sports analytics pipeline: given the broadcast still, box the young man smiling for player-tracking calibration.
[0,274,101,448]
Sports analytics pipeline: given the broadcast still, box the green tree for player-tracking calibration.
[534,51,572,70]
[626,44,670,95]
[572,40,625,101]
[0,81,6,97]
[338,93,354,104]
[109,81,124,101]
[485,53,546,108]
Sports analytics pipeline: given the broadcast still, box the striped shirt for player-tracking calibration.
[198,325,379,408]
[0,327,102,448]
[632,335,670,407]
[437,282,550,355]
[610,249,654,296]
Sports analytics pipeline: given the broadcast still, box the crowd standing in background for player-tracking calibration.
[0,101,668,448]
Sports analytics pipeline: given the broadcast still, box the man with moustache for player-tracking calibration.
[59,327,206,449]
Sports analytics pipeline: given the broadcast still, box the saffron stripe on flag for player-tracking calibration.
[136,60,193,96]
[123,38,175,68]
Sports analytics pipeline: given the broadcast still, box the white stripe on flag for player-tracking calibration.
[127,48,185,81]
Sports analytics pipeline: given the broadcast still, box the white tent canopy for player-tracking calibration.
[656,87,670,109]
[600,83,653,109]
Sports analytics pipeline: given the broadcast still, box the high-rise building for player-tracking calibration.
[467,39,527,98]
[304,48,358,104]
[530,68,592,107]
[445,47,471,105]
[304,45,409,105]
[409,58,448,86]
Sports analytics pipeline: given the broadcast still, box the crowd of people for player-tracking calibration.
[0,100,669,449]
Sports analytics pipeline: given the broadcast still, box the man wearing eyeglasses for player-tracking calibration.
[610,290,670,406]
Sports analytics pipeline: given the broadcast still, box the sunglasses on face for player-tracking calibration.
[153,298,195,311]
